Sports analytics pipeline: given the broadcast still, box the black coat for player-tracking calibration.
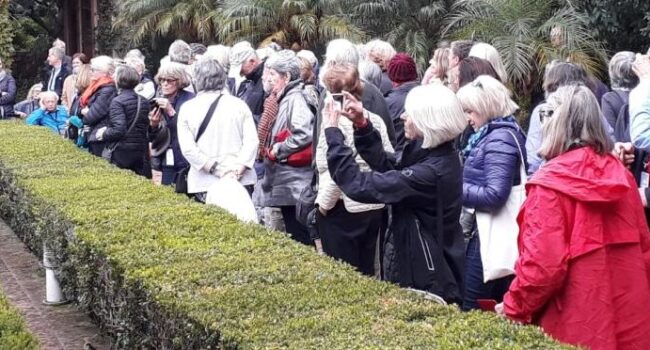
[361,81,396,147]
[85,83,118,143]
[325,122,465,303]
[104,89,150,151]
[385,81,418,152]
[233,61,265,125]
[0,72,17,118]
[44,63,71,99]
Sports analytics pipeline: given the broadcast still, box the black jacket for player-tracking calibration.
[104,89,150,151]
[85,84,118,143]
[0,72,17,118]
[385,81,418,152]
[234,61,265,124]
[325,122,465,304]
[362,81,396,147]
[44,63,71,99]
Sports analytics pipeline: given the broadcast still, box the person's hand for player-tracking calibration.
[266,147,278,162]
[15,111,26,119]
[156,98,175,116]
[81,107,89,116]
[323,99,341,129]
[149,108,162,128]
[224,164,247,180]
[495,302,505,316]
[314,239,324,255]
[96,126,107,141]
[318,206,328,217]
[613,142,635,167]
[633,54,650,81]
[640,188,648,207]
[340,91,365,126]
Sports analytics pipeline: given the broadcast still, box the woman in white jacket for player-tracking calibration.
[316,62,394,275]
[177,58,259,202]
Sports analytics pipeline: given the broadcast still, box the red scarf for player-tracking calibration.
[257,92,280,159]
[80,76,114,107]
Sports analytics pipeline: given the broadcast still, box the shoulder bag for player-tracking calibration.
[475,129,527,283]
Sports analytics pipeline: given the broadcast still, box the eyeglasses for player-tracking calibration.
[159,78,178,84]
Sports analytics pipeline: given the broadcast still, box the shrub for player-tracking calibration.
[0,121,575,349]
[0,286,39,350]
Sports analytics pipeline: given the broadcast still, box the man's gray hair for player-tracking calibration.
[49,47,65,60]
[265,50,301,81]
[608,51,639,90]
[52,39,66,50]
[125,49,146,62]
[169,40,192,65]
[358,60,382,90]
[324,39,359,66]
[193,57,227,92]
[365,39,396,61]
[125,56,145,75]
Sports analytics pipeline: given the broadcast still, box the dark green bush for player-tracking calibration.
[0,286,39,350]
[0,121,575,349]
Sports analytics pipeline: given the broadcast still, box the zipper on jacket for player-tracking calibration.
[415,218,435,271]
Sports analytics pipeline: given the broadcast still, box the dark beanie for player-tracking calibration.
[388,53,417,83]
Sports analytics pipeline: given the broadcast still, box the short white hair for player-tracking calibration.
[205,45,231,70]
[456,75,519,121]
[40,90,59,102]
[52,39,66,50]
[297,50,318,67]
[90,56,115,75]
[405,84,467,149]
[168,40,192,64]
[469,43,508,83]
[124,56,145,74]
[365,39,396,61]
[324,39,359,66]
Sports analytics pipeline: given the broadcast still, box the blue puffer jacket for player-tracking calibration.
[462,119,527,212]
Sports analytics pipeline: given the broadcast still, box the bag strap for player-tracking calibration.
[196,93,224,142]
[504,129,527,186]
[108,96,142,152]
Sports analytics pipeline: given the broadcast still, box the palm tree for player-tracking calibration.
[220,0,366,52]
[445,0,607,100]
[114,0,225,45]
[349,0,457,73]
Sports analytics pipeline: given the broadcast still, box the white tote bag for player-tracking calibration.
[206,177,258,224]
[476,130,526,283]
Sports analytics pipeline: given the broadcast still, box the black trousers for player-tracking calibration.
[280,205,311,246]
[317,201,382,276]
[112,149,147,177]
[88,142,106,157]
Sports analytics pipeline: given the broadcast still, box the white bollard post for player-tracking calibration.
[43,243,67,305]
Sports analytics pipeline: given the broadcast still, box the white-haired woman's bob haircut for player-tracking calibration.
[405,84,467,149]
[456,75,519,121]
[90,56,115,76]
[469,43,508,83]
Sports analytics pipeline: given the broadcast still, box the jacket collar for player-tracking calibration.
[400,139,455,167]
[246,59,265,82]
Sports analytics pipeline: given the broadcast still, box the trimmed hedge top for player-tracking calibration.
[0,285,39,350]
[0,121,574,349]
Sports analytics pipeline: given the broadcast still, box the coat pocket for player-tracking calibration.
[415,219,435,271]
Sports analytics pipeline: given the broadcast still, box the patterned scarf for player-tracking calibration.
[257,92,280,159]
[80,76,114,107]
[462,115,517,159]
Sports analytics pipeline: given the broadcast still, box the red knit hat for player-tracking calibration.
[388,53,417,83]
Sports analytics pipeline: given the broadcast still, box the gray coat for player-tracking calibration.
[262,80,315,207]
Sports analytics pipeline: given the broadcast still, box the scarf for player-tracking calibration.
[462,115,517,159]
[257,91,280,159]
[80,76,114,107]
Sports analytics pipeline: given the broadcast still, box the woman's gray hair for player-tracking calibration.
[155,62,191,89]
[358,60,382,90]
[608,51,639,90]
[90,55,115,76]
[365,39,396,62]
[205,45,231,70]
[124,56,145,75]
[264,50,301,81]
[324,39,359,66]
[193,58,227,92]
[168,40,192,65]
[539,85,613,160]
[125,49,145,62]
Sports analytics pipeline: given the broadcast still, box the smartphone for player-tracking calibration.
[477,299,497,312]
[331,93,344,111]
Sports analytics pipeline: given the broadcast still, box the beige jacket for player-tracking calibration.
[315,108,394,213]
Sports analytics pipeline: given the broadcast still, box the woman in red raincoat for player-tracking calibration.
[496,84,650,350]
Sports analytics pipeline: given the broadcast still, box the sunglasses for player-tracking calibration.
[159,78,178,84]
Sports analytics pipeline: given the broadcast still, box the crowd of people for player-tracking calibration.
[4,35,650,349]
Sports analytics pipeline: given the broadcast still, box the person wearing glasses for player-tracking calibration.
[456,75,527,311]
[496,84,650,350]
[148,62,195,185]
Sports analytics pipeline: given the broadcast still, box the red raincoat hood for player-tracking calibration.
[528,146,631,203]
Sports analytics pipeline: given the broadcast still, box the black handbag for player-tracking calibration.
[296,169,318,227]
[174,94,223,194]
[102,96,142,162]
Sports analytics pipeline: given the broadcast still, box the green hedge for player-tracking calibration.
[0,121,574,349]
[0,285,39,349]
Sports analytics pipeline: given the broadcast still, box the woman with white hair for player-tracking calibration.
[469,43,508,84]
[259,50,316,245]
[149,62,195,185]
[125,56,156,100]
[456,75,526,311]
[80,55,118,156]
[323,84,467,304]
[178,58,258,201]
[497,85,650,350]
[602,51,639,129]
